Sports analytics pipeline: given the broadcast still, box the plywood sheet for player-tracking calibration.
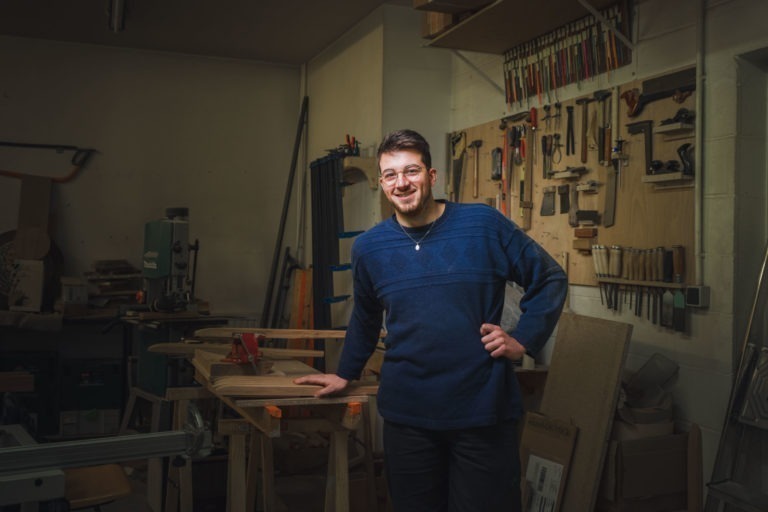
[538,313,632,512]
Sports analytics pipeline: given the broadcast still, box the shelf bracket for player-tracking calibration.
[451,50,505,98]
[576,0,635,51]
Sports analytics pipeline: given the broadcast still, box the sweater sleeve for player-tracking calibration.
[504,224,568,356]
[335,244,384,381]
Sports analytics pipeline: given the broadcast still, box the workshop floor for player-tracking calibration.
[99,464,336,512]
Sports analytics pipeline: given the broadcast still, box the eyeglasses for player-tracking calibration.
[380,166,425,186]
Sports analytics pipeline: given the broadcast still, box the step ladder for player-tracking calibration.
[309,153,377,370]
[705,242,768,511]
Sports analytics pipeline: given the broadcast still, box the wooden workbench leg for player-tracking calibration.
[362,403,378,512]
[246,427,260,512]
[325,430,350,512]
[118,389,137,434]
[259,432,277,512]
[227,430,247,512]
[165,399,194,512]
[148,395,164,512]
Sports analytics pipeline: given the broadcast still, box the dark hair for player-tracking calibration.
[377,129,432,170]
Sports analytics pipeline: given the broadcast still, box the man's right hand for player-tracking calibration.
[293,374,349,398]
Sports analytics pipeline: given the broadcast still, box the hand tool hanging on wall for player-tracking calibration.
[554,102,562,134]
[603,162,618,228]
[0,141,96,182]
[469,139,483,199]
[672,245,686,332]
[568,185,579,228]
[575,96,595,164]
[491,147,503,181]
[508,124,524,167]
[519,126,533,231]
[620,67,696,118]
[448,131,466,202]
[678,143,694,175]
[557,184,570,213]
[593,89,611,165]
[540,186,556,216]
[566,105,575,156]
[530,107,538,166]
[626,120,654,175]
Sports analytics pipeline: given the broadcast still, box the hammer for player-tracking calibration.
[469,139,483,199]
[575,97,595,164]
[593,89,612,164]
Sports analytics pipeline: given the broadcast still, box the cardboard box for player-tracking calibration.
[421,11,456,38]
[60,277,88,304]
[597,432,688,512]
[519,412,578,512]
[8,259,45,312]
[612,419,674,441]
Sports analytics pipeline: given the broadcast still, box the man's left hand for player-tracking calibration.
[480,323,526,360]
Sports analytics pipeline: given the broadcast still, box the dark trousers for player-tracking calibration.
[383,419,521,512]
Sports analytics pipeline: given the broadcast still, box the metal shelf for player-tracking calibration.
[597,277,685,289]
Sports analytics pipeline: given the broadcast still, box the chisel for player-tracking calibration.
[672,246,686,332]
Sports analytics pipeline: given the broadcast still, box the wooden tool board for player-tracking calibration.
[451,75,695,287]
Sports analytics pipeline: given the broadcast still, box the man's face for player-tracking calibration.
[379,150,436,218]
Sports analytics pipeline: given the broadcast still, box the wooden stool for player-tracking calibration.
[64,464,132,511]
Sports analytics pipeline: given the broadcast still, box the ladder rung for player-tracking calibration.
[338,231,364,239]
[707,480,768,512]
[323,295,351,304]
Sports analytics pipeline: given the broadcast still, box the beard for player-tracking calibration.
[390,187,434,218]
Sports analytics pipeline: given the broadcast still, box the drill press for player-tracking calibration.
[141,207,199,312]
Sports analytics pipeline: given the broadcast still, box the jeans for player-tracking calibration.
[383,419,521,512]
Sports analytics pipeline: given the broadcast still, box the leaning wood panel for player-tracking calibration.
[538,313,632,512]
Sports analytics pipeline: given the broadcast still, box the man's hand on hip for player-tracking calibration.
[480,323,526,360]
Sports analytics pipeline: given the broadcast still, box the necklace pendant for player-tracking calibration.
[415,244,420,251]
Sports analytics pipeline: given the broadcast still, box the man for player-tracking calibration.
[295,129,567,512]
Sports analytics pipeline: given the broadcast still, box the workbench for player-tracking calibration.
[190,347,379,512]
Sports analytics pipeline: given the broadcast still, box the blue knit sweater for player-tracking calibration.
[336,201,567,429]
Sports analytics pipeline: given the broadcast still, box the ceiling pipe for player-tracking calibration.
[108,0,126,33]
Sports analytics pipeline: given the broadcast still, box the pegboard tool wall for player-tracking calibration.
[451,79,695,287]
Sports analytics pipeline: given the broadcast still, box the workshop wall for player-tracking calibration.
[445,0,768,487]
[305,5,451,371]
[0,35,301,314]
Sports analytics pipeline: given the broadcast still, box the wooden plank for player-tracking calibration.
[149,341,323,359]
[194,327,349,339]
[211,376,378,398]
[0,371,35,392]
[236,396,369,408]
[538,313,632,512]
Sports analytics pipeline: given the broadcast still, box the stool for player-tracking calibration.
[64,464,132,511]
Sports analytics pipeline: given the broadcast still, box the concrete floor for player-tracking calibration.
[97,463,356,512]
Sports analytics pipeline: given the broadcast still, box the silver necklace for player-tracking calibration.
[398,219,436,251]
